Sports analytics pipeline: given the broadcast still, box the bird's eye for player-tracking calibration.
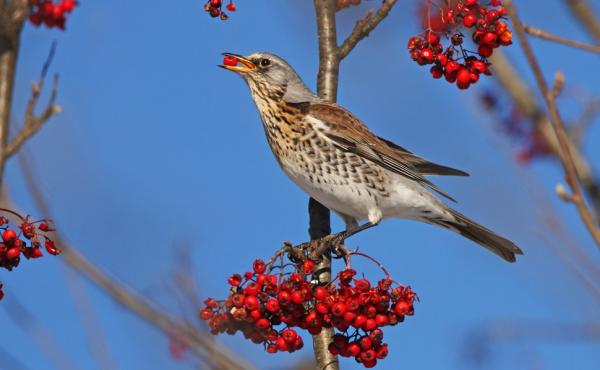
[260,58,271,67]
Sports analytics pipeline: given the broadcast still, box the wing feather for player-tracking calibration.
[309,102,458,202]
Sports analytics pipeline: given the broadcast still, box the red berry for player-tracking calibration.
[227,274,242,286]
[418,48,435,64]
[6,247,20,259]
[265,299,280,313]
[226,2,236,11]
[331,302,347,317]
[62,0,76,12]
[281,328,297,344]
[376,344,389,359]
[302,260,314,274]
[266,343,278,353]
[256,318,270,330]
[355,278,371,292]
[364,318,377,331]
[29,12,42,25]
[2,229,16,244]
[291,290,305,304]
[424,31,440,45]
[347,342,361,356]
[478,44,494,57]
[253,259,266,274]
[360,349,376,362]
[328,342,340,355]
[314,286,329,301]
[486,10,499,22]
[360,336,373,350]
[278,290,291,305]
[276,337,289,352]
[430,66,443,79]
[200,308,213,320]
[463,13,477,28]
[457,67,472,84]
[244,295,259,311]
[209,7,220,17]
[482,32,498,45]
[44,239,61,255]
[353,315,367,328]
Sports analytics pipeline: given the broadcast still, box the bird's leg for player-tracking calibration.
[338,221,377,241]
[339,213,359,233]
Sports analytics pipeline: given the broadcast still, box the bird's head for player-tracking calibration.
[219,52,317,103]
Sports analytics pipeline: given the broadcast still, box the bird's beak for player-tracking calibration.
[219,53,256,74]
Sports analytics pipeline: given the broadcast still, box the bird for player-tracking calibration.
[219,51,523,262]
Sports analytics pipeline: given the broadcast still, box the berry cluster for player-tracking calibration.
[409,0,512,89]
[29,0,78,30]
[204,0,236,21]
[200,255,416,368]
[0,209,61,301]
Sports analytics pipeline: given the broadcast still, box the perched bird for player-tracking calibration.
[220,51,523,262]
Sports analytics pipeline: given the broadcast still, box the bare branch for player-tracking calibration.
[5,42,61,158]
[312,1,339,369]
[338,0,398,60]
[506,0,600,248]
[524,24,600,53]
[16,155,256,370]
[564,0,600,41]
[314,0,340,102]
[490,50,600,222]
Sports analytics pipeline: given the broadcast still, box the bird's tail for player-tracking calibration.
[433,208,523,262]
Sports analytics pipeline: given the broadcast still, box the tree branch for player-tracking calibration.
[0,3,23,188]
[338,0,398,60]
[314,0,340,102]
[490,49,600,222]
[524,24,600,53]
[6,73,60,158]
[506,0,600,248]
[17,155,255,370]
[312,1,338,369]
[564,0,600,41]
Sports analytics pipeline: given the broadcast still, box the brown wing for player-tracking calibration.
[376,136,469,177]
[308,102,458,202]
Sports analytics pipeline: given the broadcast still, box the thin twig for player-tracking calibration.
[5,42,61,158]
[338,0,398,60]
[523,24,600,53]
[490,50,600,219]
[506,0,600,248]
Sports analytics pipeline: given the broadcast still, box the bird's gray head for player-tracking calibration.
[220,52,318,104]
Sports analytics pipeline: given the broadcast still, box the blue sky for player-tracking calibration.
[1,1,600,369]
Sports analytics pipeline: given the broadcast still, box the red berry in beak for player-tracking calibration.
[223,56,238,67]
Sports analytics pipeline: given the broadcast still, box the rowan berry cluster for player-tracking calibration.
[409,0,512,89]
[0,209,60,301]
[200,254,416,368]
[29,0,78,30]
[204,0,236,21]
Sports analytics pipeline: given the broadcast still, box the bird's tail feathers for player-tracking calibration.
[432,208,523,263]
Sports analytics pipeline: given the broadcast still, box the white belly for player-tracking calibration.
[280,155,447,224]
